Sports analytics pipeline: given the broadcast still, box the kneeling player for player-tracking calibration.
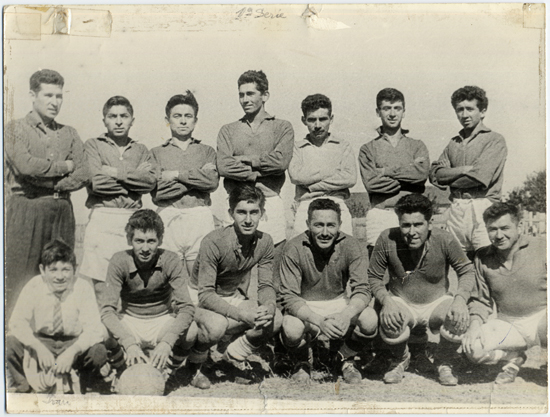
[7,239,107,393]
[189,184,282,380]
[463,202,547,384]
[97,210,204,390]
[369,194,475,385]
[279,198,377,384]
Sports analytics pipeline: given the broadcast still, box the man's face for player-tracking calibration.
[31,83,63,122]
[166,104,197,139]
[104,105,134,139]
[40,261,75,294]
[376,100,405,131]
[454,99,486,131]
[307,209,341,252]
[487,214,520,252]
[229,200,263,236]
[399,212,431,250]
[302,108,333,142]
[239,83,268,115]
[128,229,162,266]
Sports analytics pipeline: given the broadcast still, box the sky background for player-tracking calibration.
[4,4,545,224]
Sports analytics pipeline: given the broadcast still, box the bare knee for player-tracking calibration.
[381,325,410,345]
[355,307,378,336]
[282,315,306,345]
[196,310,228,345]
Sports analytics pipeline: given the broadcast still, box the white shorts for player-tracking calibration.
[497,309,547,347]
[306,294,349,317]
[23,349,79,394]
[291,196,353,239]
[79,208,135,282]
[446,198,492,253]
[366,208,399,247]
[158,206,215,262]
[187,286,247,308]
[120,314,176,349]
[392,295,453,328]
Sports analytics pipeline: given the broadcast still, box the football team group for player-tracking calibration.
[5,68,547,395]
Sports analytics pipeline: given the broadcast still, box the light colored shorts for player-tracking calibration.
[498,309,547,347]
[366,207,399,247]
[188,285,247,308]
[120,314,176,349]
[446,198,492,253]
[392,295,453,328]
[291,196,353,239]
[306,294,349,317]
[158,206,215,262]
[79,208,135,282]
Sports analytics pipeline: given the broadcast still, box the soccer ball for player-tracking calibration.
[116,363,166,395]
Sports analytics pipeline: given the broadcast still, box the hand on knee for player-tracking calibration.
[380,325,410,345]
[440,325,464,343]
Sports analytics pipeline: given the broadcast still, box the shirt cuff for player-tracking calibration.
[56,161,71,176]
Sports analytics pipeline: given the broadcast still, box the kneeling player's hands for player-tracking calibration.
[325,313,351,338]
[34,343,56,371]
[151,341,172,370]
[54,346,78,375]
[461,319,483,356]
[254,305,275,328]
[380,299,405,334]
[320,317,344,340]
[446,296,469,335]
[126,344,149,367]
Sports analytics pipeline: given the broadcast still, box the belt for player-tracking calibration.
[16,191,71,200]
[52,191,70,200]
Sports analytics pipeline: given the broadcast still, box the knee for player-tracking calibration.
[203,319,229,345]
[356,307,379,336]
[282,315,306,345]
[380,326,410,345]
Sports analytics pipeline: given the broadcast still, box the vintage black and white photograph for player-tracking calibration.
[3,3,547,414]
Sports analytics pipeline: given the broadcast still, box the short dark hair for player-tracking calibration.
[376,88,405,109]
[301,94,332,117]
[307,198,342,223]
[30,69,64,93]
[238,70,269,94]
[451,86,488,112]
[40,238,76,269]
[165,91,199,118]
[483,202,521,225]
[125,209,164,241]
[103,96,134,117]
[394,194,433,221]
[228,184,265,213]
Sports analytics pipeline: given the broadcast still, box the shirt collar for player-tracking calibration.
[127,249,164,274]
[26,111,58,132]
[162,137,201,147]
[239,111,275,124]
[97,133,136,147]
[458,122,491,142]
[41,276,76,301]
[297,133,340,148]
[375,126,410,139]
[227,224,259,256]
